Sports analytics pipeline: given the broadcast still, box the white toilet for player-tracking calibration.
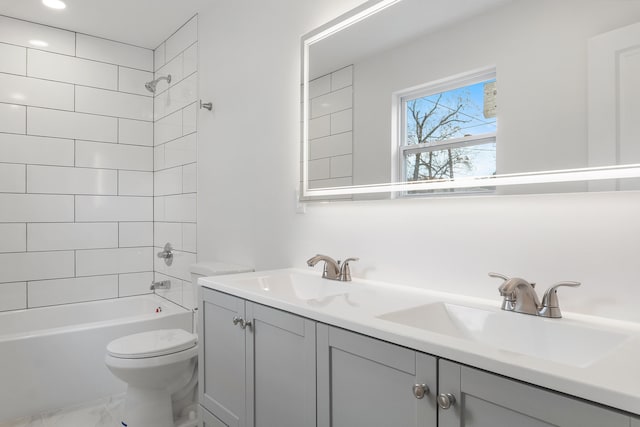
[105,261,252,427]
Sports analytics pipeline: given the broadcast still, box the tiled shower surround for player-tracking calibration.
[152,16,199,309]
[0,15,197,311]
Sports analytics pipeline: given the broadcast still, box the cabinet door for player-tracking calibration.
[438,360,630,427]
[201,405,227,427]
[200,289,246,427]
[246,302,316,427]
[317,325,437,427]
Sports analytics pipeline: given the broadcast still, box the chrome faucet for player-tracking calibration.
[307,254,359,281]
[489,272,580,318]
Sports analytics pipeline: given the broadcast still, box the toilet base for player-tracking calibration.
[121,386,174,427]
[174,403,199,427]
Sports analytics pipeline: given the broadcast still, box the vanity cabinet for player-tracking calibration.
[438,360,630,427]
[317,324,438,427]
[199,288,317,427]
[200,288,637,427]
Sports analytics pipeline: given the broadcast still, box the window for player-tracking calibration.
[397,69,497,193]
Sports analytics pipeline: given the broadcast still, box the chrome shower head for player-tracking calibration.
[144,74,172,93]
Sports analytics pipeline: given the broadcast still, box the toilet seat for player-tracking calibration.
[107,329,197,359]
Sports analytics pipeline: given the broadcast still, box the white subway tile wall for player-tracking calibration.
[307,65,353,190]
[0,16,75,56]
[0,16,156,310]
[0,103,26,134]
[152,16,198,307]
[119,271,154,297]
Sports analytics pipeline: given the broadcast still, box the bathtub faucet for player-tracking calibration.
[150,280,171,291]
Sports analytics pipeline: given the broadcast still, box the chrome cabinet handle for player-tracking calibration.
[412,384,429,399]
[240,319,252,330]
[437,393,456,409]
[232,316,253,330]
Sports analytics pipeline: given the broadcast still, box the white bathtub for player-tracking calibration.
[0,294,193,423]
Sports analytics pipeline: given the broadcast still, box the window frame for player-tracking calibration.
[394,67,497,191]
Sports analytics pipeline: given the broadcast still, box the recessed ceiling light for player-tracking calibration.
[42,0,66,10]
[29,40,49,47]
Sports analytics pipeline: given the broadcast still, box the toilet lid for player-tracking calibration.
[107,329,198,359]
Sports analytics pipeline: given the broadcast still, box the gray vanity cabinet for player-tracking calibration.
[437,360,631,427]
[199,288,317,427]
[200,289,246,426]
[317,324,438,427]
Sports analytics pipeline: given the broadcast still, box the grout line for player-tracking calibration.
[0,14,154,57]
[0,102,152,126]
[1,70,154,100]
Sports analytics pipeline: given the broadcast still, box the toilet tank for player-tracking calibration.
[189,262,252,314]
[189,262,252,334]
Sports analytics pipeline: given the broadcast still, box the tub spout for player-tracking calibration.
[150,280,171,290]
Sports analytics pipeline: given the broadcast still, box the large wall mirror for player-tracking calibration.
[301,0,640,200]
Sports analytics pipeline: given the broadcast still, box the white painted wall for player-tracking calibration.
[197,0,640,323]
[0,16,154,310]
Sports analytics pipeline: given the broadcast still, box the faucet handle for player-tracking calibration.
[490,272,536,290]
[539,281,581,318]
[338,257,359,281]
[488,272,510,281]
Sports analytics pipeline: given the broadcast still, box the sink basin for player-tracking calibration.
[220,272,349,302]
[378,302,630,367]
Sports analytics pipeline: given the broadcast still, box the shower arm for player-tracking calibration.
[144,74,172,93]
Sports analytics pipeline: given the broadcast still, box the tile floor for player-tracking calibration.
[0,394,125,427]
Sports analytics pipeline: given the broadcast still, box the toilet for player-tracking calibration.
[105,261,252,427]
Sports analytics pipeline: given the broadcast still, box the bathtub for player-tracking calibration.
[0,294,193,423]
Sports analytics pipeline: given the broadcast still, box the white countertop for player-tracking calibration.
[200,268,640,415]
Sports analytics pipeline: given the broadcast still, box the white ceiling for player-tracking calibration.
[0,0,210,49]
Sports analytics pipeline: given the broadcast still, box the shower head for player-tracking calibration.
[144,74,172,93]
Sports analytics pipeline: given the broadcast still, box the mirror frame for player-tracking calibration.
[300,0,640,200]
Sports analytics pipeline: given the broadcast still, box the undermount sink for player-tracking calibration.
[222,272,349,302]
[378,302,630,367]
